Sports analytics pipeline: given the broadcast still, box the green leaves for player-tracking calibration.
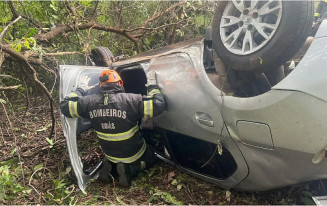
[33,163,44,171]
[9,42,22,52]
[22,37,37,50]
[50,0,58,11]
[7,37,37,53]
[46,137,54,148]
[79,0,92,8]
[0,164,27,200]
[148,188,183,205]
[44,179,75,204]
[26,28,37,38]
[36,123,52,132]
[0,98,6,104]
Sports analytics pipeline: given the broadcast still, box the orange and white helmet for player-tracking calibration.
[99,69,123,87]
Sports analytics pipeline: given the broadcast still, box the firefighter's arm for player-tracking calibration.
[60,96,88,119]
[65,88,85,98]
[143,85,165,118]
[140,71,165,118]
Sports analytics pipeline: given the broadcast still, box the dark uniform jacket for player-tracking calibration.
[60,84,165,164]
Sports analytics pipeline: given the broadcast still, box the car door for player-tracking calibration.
[60,65,106,193]
[148,51,249,189]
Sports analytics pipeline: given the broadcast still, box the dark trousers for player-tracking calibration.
[127,145,155,177]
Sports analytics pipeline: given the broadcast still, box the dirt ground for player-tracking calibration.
[0,96,326,205]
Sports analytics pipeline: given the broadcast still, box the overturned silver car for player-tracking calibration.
[60,1,327,197]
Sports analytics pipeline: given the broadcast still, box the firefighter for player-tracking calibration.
[60,69,165,187]
[315,1,327,22]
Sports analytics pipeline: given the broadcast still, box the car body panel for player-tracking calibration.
[223,90,327,190]
[59,20,327,192]
[273,35,327,102]
[112,37,204,67]
[315,20,327,38]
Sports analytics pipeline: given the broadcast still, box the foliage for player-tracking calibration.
[148,187,183,205]
[0,160,30,202]
[0,1,213,57]
[0,0,214,105]
[44,179,75,205]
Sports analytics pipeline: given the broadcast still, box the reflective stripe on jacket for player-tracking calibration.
[60,83,165,163]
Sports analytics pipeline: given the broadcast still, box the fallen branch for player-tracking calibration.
[10,1,43,29]
[1,139,66,162]
[84,25,96,55]
[0,44,42,65]
[28,167,53,202]
[34,22,137,44]
[0,45,53,101]
[1,101,26,189]
[0,44,55,139]
[127,21,186,33]
[65,2,78,19]
[26,62,56,139]
[0,52,4,69]
[0,85,21,91]
[0,126,9,152]
[0,16,22,41]
[41,64,57,94]
[0,74,14,78]
[135,1,186,37]
[0,74,20,81]
[8,1,19,19]
[44,51,83,56]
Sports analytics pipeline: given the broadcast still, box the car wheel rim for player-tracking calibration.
[220,0,282,55]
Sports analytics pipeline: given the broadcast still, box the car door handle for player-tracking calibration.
[195,112,214,127]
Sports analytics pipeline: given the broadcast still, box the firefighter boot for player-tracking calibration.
[98,158,112,182]
[129,161,143,177]
[117,161,145,187]
[117,163,132,187]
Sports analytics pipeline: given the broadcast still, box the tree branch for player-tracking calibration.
[0,74,20,81]
[117,2,123,28]
[8,1,19,19]
[0,85,21,91]
[17,1,44,29]
[0,52,4,70]
[128,20,187,33]
[44,51,83,56]
[0,43,55,139]
[33,22,140,52]
[93,1,99,18]
[34,22,137,43]
[0,16,22,41]
[8,1,43,29]
[65,2,78,18]
[0,44,41,66]
[135,1,186,38]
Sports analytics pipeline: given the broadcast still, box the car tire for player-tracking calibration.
[91,47,114,67]
[212,1,314,72]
